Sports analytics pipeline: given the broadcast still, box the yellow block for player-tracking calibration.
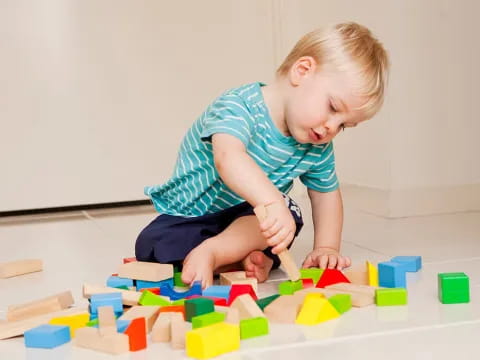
[49,313,90,338]
[296,293,339,325]
[186,322,240,359]
[367,261,379,287]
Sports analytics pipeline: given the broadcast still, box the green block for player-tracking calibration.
[191,311,225,329]
[171,299,186,306]
[438,272,470,304]
[375,288,408,306]
[278,280,303,295]
[240,317,269,339]
[139,290,171,306]
[174,272,188,288]
[256,294,280,311]
[86,318,99,327]
[185,298,214,322]
[328,293,352,313]
[114,285,130,290]
[300,268,324,284]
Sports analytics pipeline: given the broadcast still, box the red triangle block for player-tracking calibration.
[301,278,314,289]
[124,317,147,351]
[316,269,351,288]
[227,284,257,305]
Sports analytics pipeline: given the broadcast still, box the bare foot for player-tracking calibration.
[181,243,215,289]
[242,251,274,283]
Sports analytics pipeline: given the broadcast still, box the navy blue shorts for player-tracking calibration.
[135,194,304,270]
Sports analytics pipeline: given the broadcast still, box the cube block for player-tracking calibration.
[375,288,408,306]
[438,272,470,304]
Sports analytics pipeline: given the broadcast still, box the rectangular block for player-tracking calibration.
[118,306,161,333]
[74,327,129,355]
[0,259,43,278]
[192,312,225,329]
[136,278,173,291]
[186,322,240,359]
[240,317,269,339]
[49,312,90,338]
[391,256,422,272]
[90,293,123,314]
[151,312,172,343]
[24,324,70,349]
[375,288,408,306]
[106,276,134,288]
[378,262,407,288]
[83,283,141,306]
[7,291,74,322]
[118,261,173,282]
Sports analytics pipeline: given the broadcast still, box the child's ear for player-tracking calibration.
[289,56,318,86]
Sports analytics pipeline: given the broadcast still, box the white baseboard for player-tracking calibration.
[339,183,480,218]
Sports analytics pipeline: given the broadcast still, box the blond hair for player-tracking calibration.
[277,22,390,119]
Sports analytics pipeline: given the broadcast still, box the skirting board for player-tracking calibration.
[339,183,480,218]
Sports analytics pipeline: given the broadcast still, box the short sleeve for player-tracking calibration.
[200,94,254,147]
[299,142,339,192]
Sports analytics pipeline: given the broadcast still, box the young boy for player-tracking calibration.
[136,22,389,288]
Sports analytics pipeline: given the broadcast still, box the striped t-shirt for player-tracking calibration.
[145,82,339,217]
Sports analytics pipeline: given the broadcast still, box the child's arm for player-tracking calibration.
[301,187,352,270]
[212,133,296,253]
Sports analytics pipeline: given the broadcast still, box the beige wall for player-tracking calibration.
[1,0,479,216]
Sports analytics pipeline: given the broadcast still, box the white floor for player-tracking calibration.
[1,191,479,360]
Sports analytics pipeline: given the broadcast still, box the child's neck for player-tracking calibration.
[261,79,291,136]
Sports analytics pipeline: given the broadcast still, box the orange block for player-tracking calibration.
[159,305,186,320]
[124,317,146,351]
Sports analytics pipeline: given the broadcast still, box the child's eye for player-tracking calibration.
[329,101,337,113]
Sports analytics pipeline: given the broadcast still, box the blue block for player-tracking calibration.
[391,256,422,272]
[90,293,123,314]
[93,319,130,333]
[160,281,202,300]
[202,285,231,300]
[106,275,134,288]
[378,262,407,288]
[24,324,71,349]
[136,278,174,291]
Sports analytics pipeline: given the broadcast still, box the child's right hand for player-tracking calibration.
[258,200,296,254]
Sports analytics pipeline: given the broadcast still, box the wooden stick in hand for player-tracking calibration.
[253,204,301,282]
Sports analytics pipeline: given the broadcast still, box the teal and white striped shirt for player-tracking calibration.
[145,82,339,217]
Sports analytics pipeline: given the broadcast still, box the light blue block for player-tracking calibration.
[24,324,71,349]
[106,275,134,288]
[136,278,174,291]
[378,261,407,288]
[391,256,422,272]
[90,293,123,314]
[202,285,231,299]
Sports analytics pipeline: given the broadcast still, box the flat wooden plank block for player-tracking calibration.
[74,327,129,355]
[0,259,43,279]
[151,312,171,343]
[7,291,74,322]
[0,307,87,340]
[117,261,173,282]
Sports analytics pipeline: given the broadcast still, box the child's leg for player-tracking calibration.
[181,215,273,288]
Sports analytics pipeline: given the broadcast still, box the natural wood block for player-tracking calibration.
[7,291,74,322]
[264,295,303,323]
[325,282,377,297]
[117,261,173,282]
[82,283,141,306]
[171,312,191,350]
[98,306,117,336]
[219,271,258,294]
[230,294,264,320]
[151,312,171,343]
[74,327,129,355]
[118,306,160,333]
[0,307,87,340]
[0,259,43,279]
[343,266,369,285]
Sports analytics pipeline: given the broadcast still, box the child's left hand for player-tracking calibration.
[302,247,351,270]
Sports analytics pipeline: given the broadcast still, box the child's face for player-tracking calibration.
[284,63,368,145]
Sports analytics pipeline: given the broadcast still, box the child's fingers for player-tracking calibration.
[266,227,289,246]
[271,230,294,254]
[327,254,338,269]
[259,217,277,232]
[319,254,329,269]
[336,256,346,270]
[262,220,281,239]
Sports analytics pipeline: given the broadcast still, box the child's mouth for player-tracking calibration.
[310,129,322,142]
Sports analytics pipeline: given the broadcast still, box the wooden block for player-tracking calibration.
[325,282,377,297]
[367,261,379,287]
[171,312,191,350]
[117,261,173,282]
[118,305,160,333]
[253,205,300,281]
[82,283,141,306]
[294,287,374,308]
[151,312,171,343]
[124,317,147,351]
[98,306,117,336]
[263,295,303,324]
[230,294,264,320]
[225,307,240,325]
[0,259,43,278]
[74,326,129,355]
[49,312,90,338]
[7,291,74,322]
[219,271,258,293]
[0,307,87,340]
[343,266,369,285]
[296,293,340,325]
